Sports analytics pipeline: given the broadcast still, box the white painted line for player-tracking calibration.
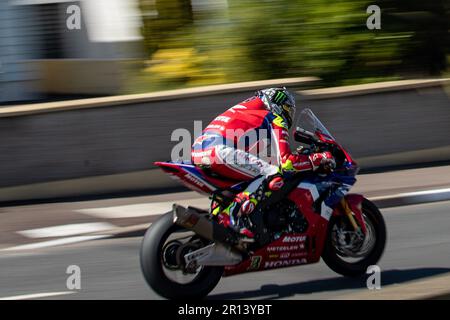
[0,291,75,300]
[76,202,172,218]
[1,235,110,252]
[371,187,450,201]
[397,187,450,197]
[76,199,208,219]
[17,222,116,239]
[104,223,151,236]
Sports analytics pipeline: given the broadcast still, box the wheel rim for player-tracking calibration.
[160,229,206,285]
[331,212,377,263]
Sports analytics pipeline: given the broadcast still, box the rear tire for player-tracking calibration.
[321,198,386,277]
[140,212,223,300]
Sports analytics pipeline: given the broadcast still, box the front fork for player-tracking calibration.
[339,195,367,235]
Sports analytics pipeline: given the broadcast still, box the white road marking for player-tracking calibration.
[76,198,208,219]
[76,202,172,218]
[370,187,450,200]
[17,222,116,239]
[0,291,75,300]
[1,235,110,252]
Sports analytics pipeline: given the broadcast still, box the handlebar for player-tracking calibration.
[293,127,317,145]
[294,127,346,168]
[294,127,333,151]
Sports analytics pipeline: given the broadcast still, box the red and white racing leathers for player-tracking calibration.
[191,96,332,181]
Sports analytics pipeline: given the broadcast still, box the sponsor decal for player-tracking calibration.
[206,124,225,131]
[184,173,205,188]
[214,116,230,123]
[191,150,212,158]
[282,235,307,243]
[264,258,307,268]
[293,161,311,168]
[291,252,308,258]
[280,252,291,259]
[268,254,278,259]
[267,245,299,252]
[229,105,247,113]
[205,124,221,129]
[248,256,262,271]
[186,250,207,262]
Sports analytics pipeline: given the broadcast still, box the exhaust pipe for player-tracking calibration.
[172,204,242,246]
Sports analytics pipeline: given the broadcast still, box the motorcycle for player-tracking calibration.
[140,108,386,299]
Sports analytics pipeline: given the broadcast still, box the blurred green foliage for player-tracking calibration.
[132,0,449,92]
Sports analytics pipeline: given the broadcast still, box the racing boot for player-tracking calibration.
[215,174,285,238]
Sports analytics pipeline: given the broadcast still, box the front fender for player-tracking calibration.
[333,193,367,234]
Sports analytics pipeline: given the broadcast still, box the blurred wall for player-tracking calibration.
[303,86,450,161]
[0,81,449,192]
[28,60,124,95]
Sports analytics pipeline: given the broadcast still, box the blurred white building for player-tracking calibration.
[0,0,143,103]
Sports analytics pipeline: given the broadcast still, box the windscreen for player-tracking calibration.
[296,108,335,141]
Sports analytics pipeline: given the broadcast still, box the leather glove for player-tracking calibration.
[321,157,336,172]
[310,151,335,171]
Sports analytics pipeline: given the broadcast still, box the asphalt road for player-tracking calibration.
[3,164,450,250]
[1,200,450,300]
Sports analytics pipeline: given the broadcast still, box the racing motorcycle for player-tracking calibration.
[140,108,386,299]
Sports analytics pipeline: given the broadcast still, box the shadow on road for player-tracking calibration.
[208,267,450,300]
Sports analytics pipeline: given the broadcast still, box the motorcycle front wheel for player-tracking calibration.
[140,212,223,300]
[321,198,387,277]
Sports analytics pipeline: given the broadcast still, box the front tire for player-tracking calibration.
[140,212,223,299]
[321,198,386,277]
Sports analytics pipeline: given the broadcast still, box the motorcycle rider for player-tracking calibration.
[192,87,336,237]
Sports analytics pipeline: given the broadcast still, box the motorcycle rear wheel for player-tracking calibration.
[321,198,386,277]
[140,212,223,299]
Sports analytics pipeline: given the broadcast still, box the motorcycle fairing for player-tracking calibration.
[223,188,366,277]
[223,180,337,276]
[154,161,247,194]
[223,233,313,276]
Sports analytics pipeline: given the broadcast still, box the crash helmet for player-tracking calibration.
[257,87,296,128]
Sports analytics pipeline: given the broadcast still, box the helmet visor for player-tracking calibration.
[283,103,296,116]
